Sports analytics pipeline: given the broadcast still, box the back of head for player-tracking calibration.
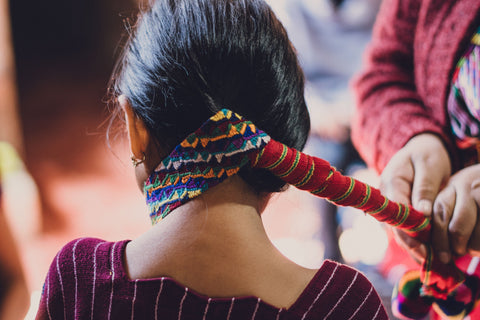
[112,0,310,193]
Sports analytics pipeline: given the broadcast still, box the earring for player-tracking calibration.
[131,153,146,167]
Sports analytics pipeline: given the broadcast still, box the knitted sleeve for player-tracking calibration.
[351,0,451,173]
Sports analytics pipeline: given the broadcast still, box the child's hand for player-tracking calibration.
[432,163,480,263]
[379,133,452,262]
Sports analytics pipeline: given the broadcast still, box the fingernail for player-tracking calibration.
[416,200,432,215]
[439,252,450,264]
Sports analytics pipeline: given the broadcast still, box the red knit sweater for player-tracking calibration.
[352,0,480,173]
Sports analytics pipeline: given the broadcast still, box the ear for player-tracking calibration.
[118,95,150,159]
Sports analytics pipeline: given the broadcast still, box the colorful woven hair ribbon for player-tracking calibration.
[144,109,478,318]
[144,109,271,222]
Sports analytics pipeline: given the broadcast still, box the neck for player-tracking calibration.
[157,174,267,235]
[126,176,316,307]
[127,176,273,277]
[151,187,268,249]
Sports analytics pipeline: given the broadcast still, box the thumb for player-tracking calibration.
[411,159,445,217]
[379,154,414,205]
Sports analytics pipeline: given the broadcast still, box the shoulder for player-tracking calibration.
[324,260,376,285]
[42,238,130,302]
[309,260,378,295]
[46,238,130,282]
[54,238,109,267]
[37,238,131,319]
[294,261,388,319]
[57,237,108,255]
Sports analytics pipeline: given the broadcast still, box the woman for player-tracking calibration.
[36,0,388,319]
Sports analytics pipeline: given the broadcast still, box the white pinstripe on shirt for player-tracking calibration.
[56,251,67,320]
[155,277,165,320]
[72,238,84,318]
[324,273,359,319]
[131,279,139,319]
[108,242,118,320]
[91,241,103,320]
[301,264,339,320]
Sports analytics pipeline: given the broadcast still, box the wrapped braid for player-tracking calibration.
[144,109,479,319]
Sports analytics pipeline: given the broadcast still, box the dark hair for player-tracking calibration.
[110,0,310,193]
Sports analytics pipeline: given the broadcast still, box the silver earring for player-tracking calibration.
[131,153,146,167]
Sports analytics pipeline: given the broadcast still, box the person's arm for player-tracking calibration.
[351,0,452,173]
[351,0,455,262]
[0,194,29,320]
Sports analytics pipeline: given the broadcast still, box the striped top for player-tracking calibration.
[36,238,388,320]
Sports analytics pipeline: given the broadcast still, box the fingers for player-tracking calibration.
[380,172,412,205]
[411,154,449,217]
[432,186,455,263]
[468,217,480,256]
[467,179,480,255]
[392,228,426,263]
[401,133,451,216]
[380,156,426,260]
[379,155,413,205]
[448,188,476,256]
[433,175,480,261]
[379,134,453,263]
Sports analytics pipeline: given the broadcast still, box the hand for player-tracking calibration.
[431,164,480,262]
[379,133,452,262]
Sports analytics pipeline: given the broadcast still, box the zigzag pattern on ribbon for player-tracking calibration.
[144,109,270,224]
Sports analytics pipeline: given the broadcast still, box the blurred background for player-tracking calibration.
[2,1,150,318]
[0,0,416,319]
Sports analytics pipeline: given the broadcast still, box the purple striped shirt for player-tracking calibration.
[36,238,388,319]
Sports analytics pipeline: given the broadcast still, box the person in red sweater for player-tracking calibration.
[353,0,480,317]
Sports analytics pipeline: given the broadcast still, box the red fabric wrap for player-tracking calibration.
[253,139,466,299]
[256,140,431,240]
